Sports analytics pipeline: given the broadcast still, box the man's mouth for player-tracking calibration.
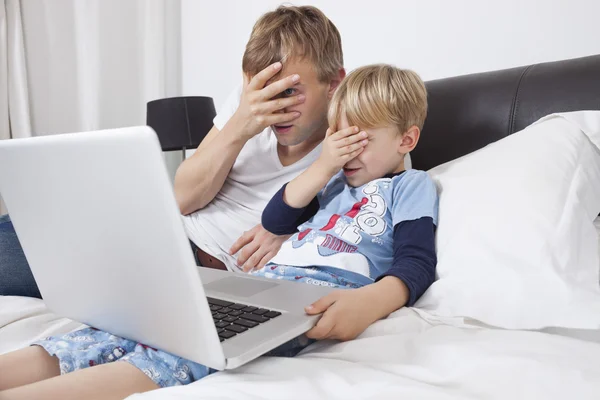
[273,124,293,134]
[343,167,360,177]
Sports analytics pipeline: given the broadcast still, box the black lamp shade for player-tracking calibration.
[146,96,217,151]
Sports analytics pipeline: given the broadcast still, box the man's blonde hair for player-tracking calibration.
[328,64,428,134]
[242,5,343,82]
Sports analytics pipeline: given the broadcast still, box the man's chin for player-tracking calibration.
[274,130,307,147]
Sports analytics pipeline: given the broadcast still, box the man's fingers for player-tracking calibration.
[229,232,252,255]
[265,112,301,126]
[237,240,260,267]
[242,251,263,272]
[260,74,300,101]
[247,62,283,90]
[261,95,305,114]
[254,251,276,272]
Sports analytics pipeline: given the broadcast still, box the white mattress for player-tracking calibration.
[0,217,598,398]
[1,296,600,399]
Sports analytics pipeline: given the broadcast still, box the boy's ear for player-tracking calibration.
[398,126,421,154]
[327,68,346,99]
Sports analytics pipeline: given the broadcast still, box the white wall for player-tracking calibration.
[182,0,600,110]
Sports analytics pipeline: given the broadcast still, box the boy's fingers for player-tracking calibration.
[325,128,334,137]
[305,293,337,314]
[260,74,300,101]
[334,133,368,150]
[331,126,360,141]
[338,141,367,156]
[306,315,336,340]
[247,62,283,90]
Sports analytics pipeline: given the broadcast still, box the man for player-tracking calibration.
[1,4,344,290]
[175,5,345,273]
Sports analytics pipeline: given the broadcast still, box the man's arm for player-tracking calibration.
[174,61,305,215]
[174,120,248,215]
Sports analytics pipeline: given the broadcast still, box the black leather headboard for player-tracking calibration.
[412,54,600,171]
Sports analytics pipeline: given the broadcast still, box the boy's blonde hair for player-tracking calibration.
[328,64,428,134]
[242,5,343,82]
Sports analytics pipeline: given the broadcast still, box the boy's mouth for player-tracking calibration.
[273,124,293,134]
[343,167,360,177]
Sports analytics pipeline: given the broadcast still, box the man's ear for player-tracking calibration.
[327,68,346,99]
[399,126,421,154]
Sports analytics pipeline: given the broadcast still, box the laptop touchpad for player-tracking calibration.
[204,276,277,298]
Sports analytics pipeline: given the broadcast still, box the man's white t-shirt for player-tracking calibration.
[183,86,322,270]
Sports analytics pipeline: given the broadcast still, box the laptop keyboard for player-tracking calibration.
[207,297,281,342]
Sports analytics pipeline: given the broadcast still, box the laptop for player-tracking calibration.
[0,126,334,370]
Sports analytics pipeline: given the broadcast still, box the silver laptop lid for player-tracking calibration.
[0,127,226,369]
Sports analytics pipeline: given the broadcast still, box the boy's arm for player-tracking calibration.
[306,172,438,341]
[262,183,320,235]
[174,62,305,215]
[262,125,369,234]
[376,217,437,306]
[283,125,369,208]
[305,217,436,341]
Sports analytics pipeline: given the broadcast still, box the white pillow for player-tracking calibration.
[417,111,600,330]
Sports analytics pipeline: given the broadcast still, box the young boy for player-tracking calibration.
[257,64,438,341]
[0,64,436,398]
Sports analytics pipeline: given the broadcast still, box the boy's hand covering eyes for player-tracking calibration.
[316,126,369,176]
[234,62,306,139]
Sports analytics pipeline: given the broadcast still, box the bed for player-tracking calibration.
[2,55,600,399]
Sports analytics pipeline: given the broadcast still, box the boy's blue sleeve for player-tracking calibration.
[262,184,320,235]
[375,171,439,306]
[377,217,437,306]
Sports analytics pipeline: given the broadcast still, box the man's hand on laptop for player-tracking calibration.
[230,224,291,272]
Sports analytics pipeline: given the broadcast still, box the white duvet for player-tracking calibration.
[2,294,600,400]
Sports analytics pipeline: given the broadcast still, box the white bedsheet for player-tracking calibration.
[0,296,84,354]
[1,217,599,398]
[130,307,600,400]
[2,295,600,399]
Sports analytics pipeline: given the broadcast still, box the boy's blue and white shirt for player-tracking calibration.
[262,169,439,306]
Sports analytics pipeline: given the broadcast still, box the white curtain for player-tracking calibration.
[0,0,31,214]
[0,0,181,215]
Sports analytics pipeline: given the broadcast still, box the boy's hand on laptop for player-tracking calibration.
[233,62,306,140]
[230,224,291,272]
[304,287,380,341]
[304,277,410,341]
[317,126,368,176]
